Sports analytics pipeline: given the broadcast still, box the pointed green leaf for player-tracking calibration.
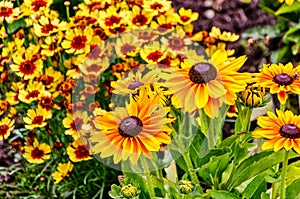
[286,178,300,199]
[207,190,240,199]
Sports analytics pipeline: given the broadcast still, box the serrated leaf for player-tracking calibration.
[207,190,240,199]
[286,178,300,199]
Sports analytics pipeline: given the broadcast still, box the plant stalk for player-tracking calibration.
[141,156,155,198]
[280,150,289,199]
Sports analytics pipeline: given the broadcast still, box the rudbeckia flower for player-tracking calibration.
[23,106,50,130]
[10,46,43,80]
[253,110,300,154]
[140,41,168,64]
[61,27,93,55]
[163,49,248,118]
[52,161,74,184]
[0,1,21,24]
[23,138,51,164]
[63,111,91,139]
[174,8,199,26]
[67,139,92,162]
[255,62,300,104]
[18,81,45,104]
[90,89,173,165]
[209,26,239,42]
[0,117,14,140]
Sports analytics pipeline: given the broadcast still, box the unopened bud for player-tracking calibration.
[121,184,138,198]
[179,180,194,194]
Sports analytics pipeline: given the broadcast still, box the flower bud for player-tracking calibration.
[179,180,194,194]
[240,84,265,107]
[121,184,138,198]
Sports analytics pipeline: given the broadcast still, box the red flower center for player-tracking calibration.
[87,64,102,72]
[128,81,143,90]
[180,16,190,22]
[0,6,13,17]
[88,46,101,60]
[168,37,184,50]
[132,14,148,26]
[147,50,163,62]
[120,44,136,55]
[150,2,163,10]
[74,145,90,159]
[71,36,87,50]
[19,61,37,75]
[32,116,44,125]
[189,62,217,84]
[0,125,9,136]
[41,24,58,34]
[70,118,84,131]
[25,90,40,100]
[39,75,54,86]
[118,116,143,137]
[31,0,47,12]
[31,147,45,159]
[280,124,300,139]
[273,73,293,86]
[105,15,121,26]
[40,96,54,110]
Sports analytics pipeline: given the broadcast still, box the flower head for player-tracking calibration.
[67,139,92,162]
[278,0,300,5]
[63,111,91,139]
[0,118,14,140]
[253,110,300,154]
[23,138,51,164]
[174,8,199,25]
[52,161,74,184]
[0,1,21,24]
[23,106,49,129]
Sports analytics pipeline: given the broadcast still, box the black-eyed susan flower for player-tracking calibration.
[278,0,300,5]
[0,117,14,140]
[143,0,172,15]
[10,46,43,80]
[253,110,300,154]
[255,63,300,105]
[209,26,239,42]
[163,49,248,118]
[90,90,173,165]
[240,83,266,108]
[18,81,45,104]
[0,1,21,24]
[129,5,153,29]
[63,111,91,139]
[23,138,51,164]
[33,16,66,37]
[61,27,93,55]
[140,41,168,64]
[52,161,74,184]
[23,106,49,130]
[67,139,92,162]
[174,8,199,26]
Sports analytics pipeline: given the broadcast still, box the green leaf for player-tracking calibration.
[286,178,300,199]
[241,25,281,39]
[242,172,267,199]
[6,19,27,34]
[207,190,240,199]
[227,150,300,190]
[286,161,300,186]
[270,46,291,64]
[275,2,300,15]
[108,184,122,198]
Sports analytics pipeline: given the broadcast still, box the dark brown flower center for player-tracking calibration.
[26,90,40,100]
[273,73,293,86]
[31,147,45,159]
[280,124,300,139]
[105,15,121,26]
[71,36,87,50]
[0,125,9,136]
[189,62,217,84]
[132,14,148,26]
[20,61,36,75]
[118,116,143,137]
[32,116,44,125]
[74,145,90,159]
[41,24,58,34]
[128,81,143,90]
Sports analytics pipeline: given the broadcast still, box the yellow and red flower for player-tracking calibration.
[34,16,66,37]
[23,106,49,130]
[23,138,51,164]
[140,41,168,64]
[52,161,74,184]
[67,139,92,162]
[129,5,153,29]
[255,62,300,104]
[63,111,91,139]
[90,90,173,165]
[174,8,199,26]
[18,81,45,104]
[143,0,172,15]
[0,1,21,24]
[0,117,14,140]
[253,110,300,154]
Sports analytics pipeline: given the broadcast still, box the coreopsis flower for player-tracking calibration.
[37,67,64,92]
[279,0,300,5]
[98,6,127,29]
[143,0,172,15]
[253,110,300,154]
[10,46,43,80]
[63,111,91,139]
[33,16,66,37]
[0,118,14,140]
[240,83,266,108]
[160,32,191,54]
[0,1,21,24]
[0,100,9,116]
[23,106,49,130]
[23,138,51,164]
[23,0,53,13]
[61,27,93,55]
[150,15,176,33]
[255,62,300,104]
[5,82,25,106]
[52,162,74,184]
[67,139,92,162]
[111,68,160,95]
[129,6,153,29]
[209,26,239,42]
[77,0,108,13]
[41,35,62,57]
[18,81,45,104]
[115,33,141,58]
[140,41,168,64]
[174,8,199,26]
[90,90,173,164]
[163,49,248,118]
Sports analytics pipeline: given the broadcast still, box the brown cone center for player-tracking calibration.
[118,116,143,137]
[273,73,293,86]
[189,62,217,84]
[280,124,300,138]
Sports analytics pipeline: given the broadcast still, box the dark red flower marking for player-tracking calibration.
[31,147,45,159]
[71,36,87,50]
[74,145,90,159]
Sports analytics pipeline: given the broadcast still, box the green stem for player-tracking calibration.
[182,152,204,194]
[271,164,279,199]
[243,108,253,132]
[280,103,285,112]
[280,150,289,199]
[66,4,70,22]
[141,156,155,198]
